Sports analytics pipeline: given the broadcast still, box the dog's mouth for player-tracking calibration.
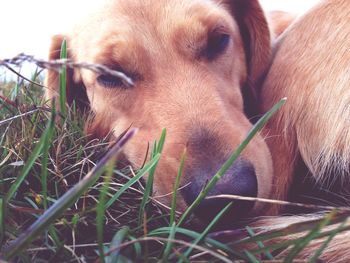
[113,123,272,229]
[184,194,257,230]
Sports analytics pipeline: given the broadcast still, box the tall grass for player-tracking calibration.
[0,68,349,263]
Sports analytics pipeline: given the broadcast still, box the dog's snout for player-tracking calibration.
[182,158,257,224]
[221,159,257,198]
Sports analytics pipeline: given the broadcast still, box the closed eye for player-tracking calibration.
[97,67,138,89]
[204,31,230,60]
[97,74,124,88]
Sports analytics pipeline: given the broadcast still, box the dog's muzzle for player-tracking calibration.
[182,156,257,226]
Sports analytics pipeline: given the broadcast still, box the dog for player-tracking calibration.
[259,0,350,261]
[45,0,274,225]
[45,0,350,261]
[262,0,350,211]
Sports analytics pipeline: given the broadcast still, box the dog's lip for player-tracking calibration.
[180,187,256,229]
[186,203,255,231]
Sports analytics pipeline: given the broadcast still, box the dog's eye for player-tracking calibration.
[97,74,124,88]
[205,33,230,60]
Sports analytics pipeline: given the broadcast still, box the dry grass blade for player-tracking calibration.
[1,129,137,260]
[0,53,134,87]
[235,210,350,247]
[3,65,45,88]
[207,194,350,211]
[105,237,233,263]
[0,109,40,126]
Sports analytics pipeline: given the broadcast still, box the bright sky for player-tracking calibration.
[0,0,319,77]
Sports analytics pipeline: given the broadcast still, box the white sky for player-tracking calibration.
[0,0,319,69]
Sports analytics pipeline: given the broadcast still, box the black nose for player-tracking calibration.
[182,158,257,224]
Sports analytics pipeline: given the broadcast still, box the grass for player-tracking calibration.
[0,67,349,262]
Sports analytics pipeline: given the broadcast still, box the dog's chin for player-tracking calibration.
[181,196,257,230]
[182,193,260,231]
[188,206,257,231]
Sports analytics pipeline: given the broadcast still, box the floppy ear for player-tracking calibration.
[45,35,89,111]
[229,0,271,84]
[223,0,271,118]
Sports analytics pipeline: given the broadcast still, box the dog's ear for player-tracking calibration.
[228,0,271,84]
[222,0,271,118]
[45,34,88,111]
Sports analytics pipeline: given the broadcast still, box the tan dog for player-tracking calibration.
[260,0,350,260]
[45,0,350,260]
[262,0,350,211]
[46,0,274,225]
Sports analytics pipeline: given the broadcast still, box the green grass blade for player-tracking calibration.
[248,223,350,257]
[138,129,167,225]
[0,198,4,245]
[235,210,350,247]
[128,235,142,259]
[10,83,19,101]
[162,222,177,261]
[246,226,273,260]
[170,149,186,225]
[105,153,161,209]
[1,129,137,260]
[179,203,232,262]
[41,104,56,210]
[309,220,347,263]
[138,141,157,225]
[284,210,335,263]
[5,110,55,203]
[109,227,130,262]
[150,227,245,259]
[175,253,190,263]
[244,250,260,263]
[47,226,63,251]
[156,128,167,153]
[177,98,286,226]
[59,39,67,117]
[97,160,116,263]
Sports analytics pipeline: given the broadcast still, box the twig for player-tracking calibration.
[27,242,110,252]
[4,65,45,88]
[0,53,134,87]
[0,109,40,126]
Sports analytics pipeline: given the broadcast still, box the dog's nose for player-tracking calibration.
[182,158,257,224]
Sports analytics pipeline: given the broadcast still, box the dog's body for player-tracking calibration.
[46,0,350,261]
[258,0,350,260]
[262,0,350,207]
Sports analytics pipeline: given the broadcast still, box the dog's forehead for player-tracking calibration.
[101,0,225,20]
[73,0,233,39]
[71,0,236,62]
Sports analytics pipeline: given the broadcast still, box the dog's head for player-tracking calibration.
[46,0,273,225]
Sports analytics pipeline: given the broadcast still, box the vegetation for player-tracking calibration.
[0,63,349,262]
